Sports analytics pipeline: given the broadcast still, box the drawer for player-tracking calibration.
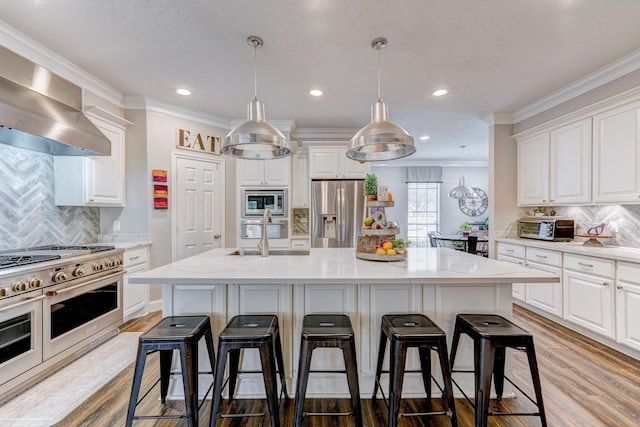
[290,239,309,250]
[497,242,525,259]
[564,253,613,278]
[617,261,640,284]
[123,247,148,268]
[526,247,562,267]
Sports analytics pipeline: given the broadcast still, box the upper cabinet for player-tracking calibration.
[291,150,309,207]
[517,118,591,206]
[54,108,130,207]
[308,146,370,179]
[237,157,290,186]
[592,100,640,203]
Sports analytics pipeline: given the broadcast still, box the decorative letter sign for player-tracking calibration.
[176,128,221,155]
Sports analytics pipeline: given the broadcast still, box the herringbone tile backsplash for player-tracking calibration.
[0,145,99,251]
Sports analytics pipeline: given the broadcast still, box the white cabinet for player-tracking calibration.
[616,262,640,352]
[496,242,526,301]
[517,118,591,206]
[517,133,549,206]
[563,253,614,338]
[291,150,309,207]
[237,157,290,186]
[123,245,150,321]
[592,100,640,203]
[525,247,562,317]
[54,109,130,206]
[308,147,370,179]
[549,119,591,204]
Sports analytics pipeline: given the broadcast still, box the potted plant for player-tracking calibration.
[391,238,410,254]
[533,207,546,217]
[364,173,378,201]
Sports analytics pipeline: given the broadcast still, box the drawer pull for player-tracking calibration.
[129,256,140,261]
[505,248,514,252]
[578,262,594,268]
[535,254,548,259]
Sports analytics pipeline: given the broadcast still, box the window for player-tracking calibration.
[407,182,439,248]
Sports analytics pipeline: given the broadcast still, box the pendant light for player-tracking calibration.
[222,36,291,160]
[347,37,416,162]
[448,145,477,199]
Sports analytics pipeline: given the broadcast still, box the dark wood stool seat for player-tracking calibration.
[125,315,216,427]
[210,314,288,427]
[372,314,458,427]
[450,313,547,427]
[294,314,363,427]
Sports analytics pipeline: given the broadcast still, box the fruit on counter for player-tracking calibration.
[381,240,393,250]
[375,247,387,255]
[363,217,374,226]
[386,248,397,255]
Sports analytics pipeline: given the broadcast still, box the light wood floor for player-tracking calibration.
[55,305,640,426]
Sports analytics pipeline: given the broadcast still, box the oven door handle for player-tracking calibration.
[1,294,47,311]
[45,271,124,297]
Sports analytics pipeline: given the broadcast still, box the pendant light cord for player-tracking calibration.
[377,45,381,101]
[253,40,258,101]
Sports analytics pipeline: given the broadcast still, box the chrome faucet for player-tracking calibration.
[258,209,272,257]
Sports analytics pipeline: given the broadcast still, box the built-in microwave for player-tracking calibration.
[241,189,288,217]
[518,217,574,241]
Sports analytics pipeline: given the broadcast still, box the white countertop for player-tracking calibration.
[496,237,640,263]
[129,247,558,285]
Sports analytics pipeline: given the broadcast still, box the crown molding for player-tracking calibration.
[293,128,358,141]
[513,48,640,123]
[483,113,514,126]
[0,20,123,107]
[124,95,232,130]
[374,159,489,168]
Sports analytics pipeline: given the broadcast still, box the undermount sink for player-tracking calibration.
[227,249,310,256]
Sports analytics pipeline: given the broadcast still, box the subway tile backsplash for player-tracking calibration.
[0,145,99,251]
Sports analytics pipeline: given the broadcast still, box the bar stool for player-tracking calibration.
[210,314,288,427]
[450,313,547,427]
[125,315,216,427]
[294,314,362,427]
[372,314,458,427]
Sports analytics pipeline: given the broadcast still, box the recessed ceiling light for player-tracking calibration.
[309,89,323,97]
[432,89,448,97]
[176,88,191,96]
[419,135,430,141]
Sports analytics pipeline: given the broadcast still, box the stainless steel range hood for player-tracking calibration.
[0,46,110,156]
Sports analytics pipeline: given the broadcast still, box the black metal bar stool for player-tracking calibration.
[210,314,288,427]
[450,313,547,427]
[372,314,458,427]
[294,314,362,427]
[125,315,216,427]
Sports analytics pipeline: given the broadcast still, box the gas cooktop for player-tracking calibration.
[0,245,116,270]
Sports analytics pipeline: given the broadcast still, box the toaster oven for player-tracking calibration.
[518,218,574,241]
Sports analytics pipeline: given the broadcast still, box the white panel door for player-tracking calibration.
[517,133,549,206]
[525,263,562,317]
[549,118,591,204]
[174,155,224,260]
[563,270,614,338]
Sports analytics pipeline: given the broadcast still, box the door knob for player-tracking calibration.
[213,234,221,239]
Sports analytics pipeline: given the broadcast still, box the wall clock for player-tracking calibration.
[459,187,488,216]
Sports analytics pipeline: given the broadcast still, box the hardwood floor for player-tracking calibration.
[55,306,640,426]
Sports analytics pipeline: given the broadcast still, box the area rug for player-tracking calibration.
[0,332,141,427]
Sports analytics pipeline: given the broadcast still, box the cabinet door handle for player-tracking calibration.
[603,282,609,286]
[578,262,594,268]
[214,234,221,239]
[616,285,623,290]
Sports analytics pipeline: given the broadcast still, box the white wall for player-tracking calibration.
[372,165,489,242]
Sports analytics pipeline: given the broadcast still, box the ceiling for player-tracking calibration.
[1,0,640,164]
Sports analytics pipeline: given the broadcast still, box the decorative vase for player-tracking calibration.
[366,195,377,201]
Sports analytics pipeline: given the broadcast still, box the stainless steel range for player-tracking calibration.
[0,245,124,403]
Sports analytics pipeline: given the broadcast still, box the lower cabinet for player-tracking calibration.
[563,254,614,338]
[525,247,563,318]
[496,242,526,301]
[616,262,640,352]
[123,246,150,321]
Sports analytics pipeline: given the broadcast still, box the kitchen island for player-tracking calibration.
[129,247,558,399]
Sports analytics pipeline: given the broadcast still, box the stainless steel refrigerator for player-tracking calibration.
[311,180,365,248]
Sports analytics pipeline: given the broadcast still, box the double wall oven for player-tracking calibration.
[0,245,124,401]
